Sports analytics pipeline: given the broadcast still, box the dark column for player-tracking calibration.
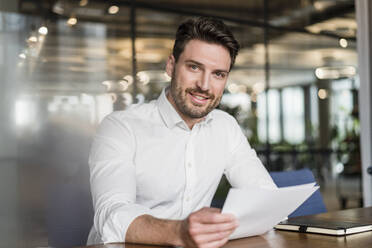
[278,88,284,142]
[356,0,372,206]
[303,85,312,143]
[130,0,138,103]
[263,0,271,169]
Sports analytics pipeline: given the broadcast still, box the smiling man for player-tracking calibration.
[88,17,276,247]
[167,39,229,129]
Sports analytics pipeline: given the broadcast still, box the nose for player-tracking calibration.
[197,72,211,91]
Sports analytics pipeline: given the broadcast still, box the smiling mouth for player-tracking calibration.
[189,92,210,104]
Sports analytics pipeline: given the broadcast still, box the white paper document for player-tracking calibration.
[221,183,319,240]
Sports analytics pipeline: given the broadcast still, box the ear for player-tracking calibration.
[165,55,175,78]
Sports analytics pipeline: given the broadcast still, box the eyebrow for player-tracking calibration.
[185,59,230,73]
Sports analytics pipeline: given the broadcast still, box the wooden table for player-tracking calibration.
[79,207,372,248]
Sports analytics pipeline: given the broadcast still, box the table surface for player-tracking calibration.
[79,207,372,248]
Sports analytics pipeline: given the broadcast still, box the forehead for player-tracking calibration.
[179,39,231,71]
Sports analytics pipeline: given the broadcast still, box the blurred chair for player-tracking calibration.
[270,168,327,218]
[47,177,93,247]
[336,158,363,209]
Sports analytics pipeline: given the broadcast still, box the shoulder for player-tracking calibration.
[210,109,247,149]
[98,100,158,133]
[104,100,158,123]
[211,109,240,127]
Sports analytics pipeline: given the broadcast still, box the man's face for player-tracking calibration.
[166,39,231,122]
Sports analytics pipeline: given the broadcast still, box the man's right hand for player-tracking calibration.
[179,207,239,248]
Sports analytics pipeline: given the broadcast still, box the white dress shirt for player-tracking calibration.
[87,88,276,245]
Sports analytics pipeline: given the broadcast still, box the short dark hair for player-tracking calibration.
[172,17,240,70]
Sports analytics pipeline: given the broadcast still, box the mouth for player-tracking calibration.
[188,92,210,105]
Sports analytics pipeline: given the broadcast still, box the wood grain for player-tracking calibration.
[79,207,372,248]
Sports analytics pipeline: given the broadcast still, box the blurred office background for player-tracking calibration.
[0,0,369,247]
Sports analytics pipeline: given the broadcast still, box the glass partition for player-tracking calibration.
[0,1,360,246]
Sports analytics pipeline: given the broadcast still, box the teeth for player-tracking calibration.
[194,95,206,100]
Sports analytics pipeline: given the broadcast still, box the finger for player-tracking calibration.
[197,207,221,215]
[191,220,239,234]
[199,237,229,248]
[195,211,237,224]
[194,229,234,244]
[206,207,221,213]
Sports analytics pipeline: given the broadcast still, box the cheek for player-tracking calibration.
[211,82,226,96]
[177,69,198,86]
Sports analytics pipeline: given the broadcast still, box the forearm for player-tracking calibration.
[126,214,183,246]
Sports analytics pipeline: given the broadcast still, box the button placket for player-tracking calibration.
[183,129,196,211]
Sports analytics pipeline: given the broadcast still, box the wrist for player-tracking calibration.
[169,220,185,247]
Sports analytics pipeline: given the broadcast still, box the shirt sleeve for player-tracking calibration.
[224,117,277,190]
[89,113,151,243]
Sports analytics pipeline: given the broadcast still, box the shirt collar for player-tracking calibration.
[157,87,214,129]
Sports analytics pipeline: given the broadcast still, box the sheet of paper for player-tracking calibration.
[221,183,319,239]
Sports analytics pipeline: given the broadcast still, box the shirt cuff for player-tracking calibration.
[100,203,151,244]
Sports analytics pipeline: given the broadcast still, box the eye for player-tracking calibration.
[190,64,199,71]
[215,71,227,79]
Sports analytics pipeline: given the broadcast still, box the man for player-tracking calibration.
[88,17,276,247]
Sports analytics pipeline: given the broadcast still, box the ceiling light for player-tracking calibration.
[339,38,348,48]
[119,80,129,91]
[19,53,26,59]
[313,1,334,11]
[67,17,77,26]
[123,75,133,85]
[79,0,88,6]
[52,2,64,15]
[305,18,357,38]
[137,71,150,85]
[315,66,356,80]
[102,80,113,91]
[108,5,119,14]
[318,89,328,99]
[38,26,48,35]
[27,35,38,43]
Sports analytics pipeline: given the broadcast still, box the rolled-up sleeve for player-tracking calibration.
[224,118,277,190]
[89,114,150,243]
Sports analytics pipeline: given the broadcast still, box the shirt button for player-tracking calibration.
[188,163,192,168]
[185,197,190,202]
